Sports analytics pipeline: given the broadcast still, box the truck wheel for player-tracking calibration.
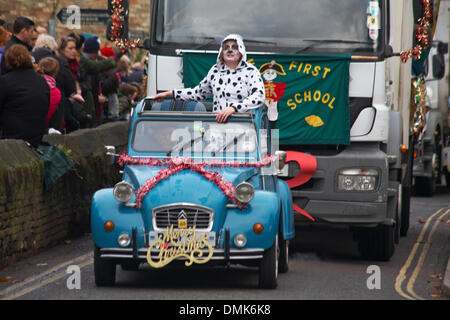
[400,184,411,236]
[394,184,401,244]
[258,235,278,289]
[355,225,395,261]
[445,168,450,188]
[415,134,441,196]
[415,175,436,196]
[94,246,116,286]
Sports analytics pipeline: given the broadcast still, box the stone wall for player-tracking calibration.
[0,121,129,267]
[0,0,151,43]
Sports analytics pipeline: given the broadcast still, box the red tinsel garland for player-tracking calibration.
[400,0,432,63]
[117,153,278,210]
[109,0,140,49]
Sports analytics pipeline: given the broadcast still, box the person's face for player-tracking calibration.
[222,40,241,65]
[21,27,36,46]
[130,91,138,100]
[29,30,38,48]
[63,41,78,60]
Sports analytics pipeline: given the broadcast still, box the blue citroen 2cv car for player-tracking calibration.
[91,99,294,289]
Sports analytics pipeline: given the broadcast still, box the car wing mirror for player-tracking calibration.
[275,150,287,174]
[105,146,119,165]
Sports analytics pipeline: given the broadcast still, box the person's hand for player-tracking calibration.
[98,94,106,104]
[152,90,173,102]
[216,107,236,123]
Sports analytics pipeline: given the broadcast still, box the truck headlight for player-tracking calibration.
[113,181,134,202]
[337,168,379,191]
[235,182,254,203]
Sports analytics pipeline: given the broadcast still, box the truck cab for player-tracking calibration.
[144,0,419,261]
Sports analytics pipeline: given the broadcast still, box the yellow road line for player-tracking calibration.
[394,207,447,300]
[406,208,449,300]
[0,252,93,300]
[1,259,93,300]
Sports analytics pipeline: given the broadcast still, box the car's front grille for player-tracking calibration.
[152,203,214,231]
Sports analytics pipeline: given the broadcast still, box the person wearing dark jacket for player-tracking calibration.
[0,44,50,147]
[33,44,78,133]
[0,16,36,75]
[78,36,116,125]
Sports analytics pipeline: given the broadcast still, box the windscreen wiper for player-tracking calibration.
[242,38,277,46]
[296,39,371,53]
[166,134,204,157]
[192,36,224,50]
[192,37,277,51]
[211,131,247,157]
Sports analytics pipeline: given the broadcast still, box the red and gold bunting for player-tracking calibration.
[109,0,140,50]
[400,0,433,63]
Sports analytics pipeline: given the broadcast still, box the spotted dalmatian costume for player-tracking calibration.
[173,34,265,113]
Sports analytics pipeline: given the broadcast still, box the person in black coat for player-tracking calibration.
[0,44,50,147]
[0,16,36,75]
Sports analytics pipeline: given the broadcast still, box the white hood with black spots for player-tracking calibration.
[173,34,265,113]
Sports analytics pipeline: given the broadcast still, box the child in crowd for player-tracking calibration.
[118,83,138,120]
[37,57,62,133]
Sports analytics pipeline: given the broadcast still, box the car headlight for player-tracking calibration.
[337,168,379,191]
[235,182,255,203]
[113,181,134,202]
[118,233,131,247]
[234,234,247,248]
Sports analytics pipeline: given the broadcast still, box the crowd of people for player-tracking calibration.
[0,16,146,147]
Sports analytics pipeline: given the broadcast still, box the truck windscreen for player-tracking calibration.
[154,0,382,53]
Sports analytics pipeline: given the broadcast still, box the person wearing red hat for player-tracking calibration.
[100,46,115,58]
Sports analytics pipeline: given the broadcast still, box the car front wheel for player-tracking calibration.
[258,235,278,289]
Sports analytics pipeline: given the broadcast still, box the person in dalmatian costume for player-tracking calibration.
[152,34,265,123]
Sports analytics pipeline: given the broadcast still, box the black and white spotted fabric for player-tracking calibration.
[173,34,265,113]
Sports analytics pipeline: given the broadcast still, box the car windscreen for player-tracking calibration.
[132,119,258,157]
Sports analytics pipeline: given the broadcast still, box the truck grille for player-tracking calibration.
[152,203,214,231]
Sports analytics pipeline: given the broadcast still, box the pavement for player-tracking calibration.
[444,255,450,297]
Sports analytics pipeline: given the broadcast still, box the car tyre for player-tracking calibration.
[258,235,278,289]
[278,238,289,274]
[94,246,116,286]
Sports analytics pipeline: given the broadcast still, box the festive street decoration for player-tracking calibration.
[109,0,140,49]
[117,153,278,210]
[411,76,427,136]
[400,0,432,63]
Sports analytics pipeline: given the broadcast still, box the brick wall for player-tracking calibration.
[0,0,151,43]
[0,121,129,267]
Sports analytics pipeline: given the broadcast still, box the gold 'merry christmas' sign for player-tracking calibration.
[147,226,213,268]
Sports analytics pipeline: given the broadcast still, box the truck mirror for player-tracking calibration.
[432,54,445,79]
[384,45,394,58]
[437,42,448,55]
[143,37,151,50]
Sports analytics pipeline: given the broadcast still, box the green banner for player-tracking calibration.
[182,53,351,145]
